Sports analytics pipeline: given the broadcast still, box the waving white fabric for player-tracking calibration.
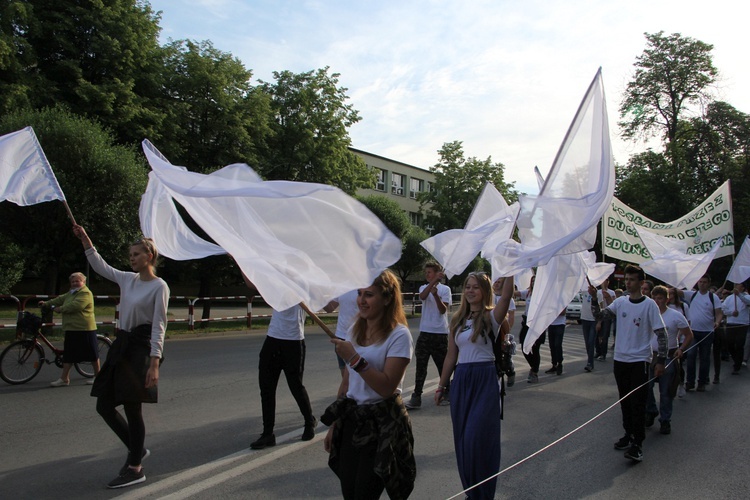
[639,228,722,289]
[140,171,226,260]
[491,69,615,277]
[420,182,518,278]
[141,140,401,311]
[0,127,65,205]
[727,236,750,284]
[524,252,587,352]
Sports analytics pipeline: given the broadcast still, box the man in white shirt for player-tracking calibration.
[596,278,616,361]
[646,286,693,435]
[682,274,723,391]
[593,265,667,463]
[720,281,750,374]
[406,262,452,409]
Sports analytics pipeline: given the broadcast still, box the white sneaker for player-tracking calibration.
[677,384,686,398]
[50,378,69,387]
[86,378,95,385]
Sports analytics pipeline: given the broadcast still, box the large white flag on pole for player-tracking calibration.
[727,236,750,284]
[140,140,402,312]
[490,68,615,278]
[0,127,66,205]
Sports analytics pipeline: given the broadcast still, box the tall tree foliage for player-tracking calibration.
[420,141,517,234]
[0,107,148,293]
[0,0,165,144]
[619,31,717,153]
[259,67,373,194]
[158,39,272,170]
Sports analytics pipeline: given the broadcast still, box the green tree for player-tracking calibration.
[391,226,430,284]
[357,194,411,239]
[0,234,25,293]
[157,39,273,170]
[619,32,717,152]
[1,0,165,144]
[258,67,373,194]
[420,141,517,234]
[0,107,148,293]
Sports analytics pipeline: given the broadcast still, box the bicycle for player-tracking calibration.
[0,311,112,385]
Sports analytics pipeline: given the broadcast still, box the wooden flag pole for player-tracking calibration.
[299,302,336,339]
[62,200,77,226]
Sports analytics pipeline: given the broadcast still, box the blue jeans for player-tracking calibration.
[581,320,597,368]
[547,324,565,366]
[686,330,713,386]
[646,356,677,422]
[596,319,612,358]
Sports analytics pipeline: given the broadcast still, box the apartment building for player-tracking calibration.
[351,148,435,233]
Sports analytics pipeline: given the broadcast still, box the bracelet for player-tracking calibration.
[353,357,369,373]
[347,352,359,364]
[437,384,446,390]
[435,388,444,394]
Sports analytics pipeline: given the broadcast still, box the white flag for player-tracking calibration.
[420,182,518,278]
[727,236,750,284]
[638,228,722,289]
[141,140,401,312]
[490,68,615,277]
[0,127,65,205]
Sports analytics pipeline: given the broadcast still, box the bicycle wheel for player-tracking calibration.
[0,340,44,385]
[75,335,112,378]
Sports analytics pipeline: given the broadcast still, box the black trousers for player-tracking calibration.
[258,336,315,433]
[519,315,545,372]
[725,324,749,371]
[338,413,385,500]
[613,360,649,445]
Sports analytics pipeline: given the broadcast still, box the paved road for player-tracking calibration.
[1,317,749,499]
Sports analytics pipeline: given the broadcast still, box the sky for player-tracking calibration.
[149,0,749,194]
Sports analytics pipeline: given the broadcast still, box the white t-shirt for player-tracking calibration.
[334,289,359,340]
[86,248,170,357]
[684,291,722,331]
[668,302,690,321]
[419,283,451,334]
[455,314,501,364]
[267,305,306,340]
[651,307,689,351]
[494,295,516,312]
[597,289,615,308]
[346,324,413,405]
[580,290,596,321]
[721,293,750,326]
[607,296,666,363]
[549,311,567,326]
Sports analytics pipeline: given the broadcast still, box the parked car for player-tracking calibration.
[566,293,582,323]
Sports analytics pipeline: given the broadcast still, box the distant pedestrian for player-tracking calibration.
[682,274,723,391]
[595,278,615,361]
[720,281,750,375]
[323,289,359,376]
[516,275,544,383]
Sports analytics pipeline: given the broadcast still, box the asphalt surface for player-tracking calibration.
[1,315,749,499]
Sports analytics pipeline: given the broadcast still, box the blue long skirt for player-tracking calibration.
[450,361,501,500]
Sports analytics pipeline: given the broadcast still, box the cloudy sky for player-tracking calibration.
[149,0,747,194]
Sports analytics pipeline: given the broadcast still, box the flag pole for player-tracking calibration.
[299,302,336,339]
[63,201,77,226]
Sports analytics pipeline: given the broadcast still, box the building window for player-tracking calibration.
[391,173,405,196]
[409,211,423,226]
[410,178,423,199]
[426,181,435,193]
[375,168,386,192]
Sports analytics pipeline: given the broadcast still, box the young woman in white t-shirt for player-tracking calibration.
[324,270,415,499]
[435,272,513,500]
[73,225,169,490]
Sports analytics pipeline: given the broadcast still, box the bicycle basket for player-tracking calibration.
[17,311,43,336]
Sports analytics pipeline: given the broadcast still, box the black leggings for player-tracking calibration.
[519,315,545,372]
[96,396,146,466]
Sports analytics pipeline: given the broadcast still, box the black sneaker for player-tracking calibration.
[119,448,150,476]
[556,363,563,375]
[107,467,146,489]
[696,384,706,392]
[614,434,631,450]
[660,421,671,435]
[685,383,695,392]
[624,444,643,462]
[545,366,557,374]
[405,394,422,409]
[645,412,658,428]
[301,419,317,441]
[713,376,720,384]
[250,433,276,450]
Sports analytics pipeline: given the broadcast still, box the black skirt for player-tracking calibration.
[62,330,98,363]
[91,325,159,404]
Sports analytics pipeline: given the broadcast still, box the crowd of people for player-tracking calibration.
[42,230,750,498]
